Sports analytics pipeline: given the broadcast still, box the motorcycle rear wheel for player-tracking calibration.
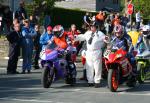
[108,69,119,92]
[41,65,54,88]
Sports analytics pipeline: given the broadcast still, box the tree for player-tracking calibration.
[132,0,150,18]
[32,0,56,16]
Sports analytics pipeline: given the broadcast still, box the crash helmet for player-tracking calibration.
[114,24,123,38]
[53,25,64,37]
[141,25,150,36]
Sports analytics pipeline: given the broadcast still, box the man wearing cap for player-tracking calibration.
[40,26,54,50]
[75,22,109,88]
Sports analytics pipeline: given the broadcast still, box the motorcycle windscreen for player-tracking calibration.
[40,43,58,60]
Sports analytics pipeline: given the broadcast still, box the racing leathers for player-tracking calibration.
[111,33,136,73]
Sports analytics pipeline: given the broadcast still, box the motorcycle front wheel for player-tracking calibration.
[108,69,119,92]
[137,63,146,84]
[41,65,54,88]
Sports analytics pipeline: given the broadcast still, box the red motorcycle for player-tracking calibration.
[103,48,137,92]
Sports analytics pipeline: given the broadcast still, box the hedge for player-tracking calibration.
[25,5,97,29]
[49,7,97,29]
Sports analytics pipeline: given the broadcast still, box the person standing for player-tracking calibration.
[75,22,108,88]
[21,19,36,74]
[33,24,41,69]
[3,6,13,33]
[43,14,51,31]
[40,26,53,50]
[135,10,141,30]
[29,15,37,29]
[121,13,129,31]
[83,12,91,30]
[96,11,105,30]
[6,23,22,74]
[67,24,81,55]
[15,1,27,22]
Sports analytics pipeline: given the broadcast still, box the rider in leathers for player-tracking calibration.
[110,24,136,73]
[136,25,150,52]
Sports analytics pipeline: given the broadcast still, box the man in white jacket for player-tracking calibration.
[75,22,108,88]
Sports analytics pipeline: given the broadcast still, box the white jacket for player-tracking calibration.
[75,30,106,51]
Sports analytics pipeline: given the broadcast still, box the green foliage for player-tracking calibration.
[32,0,55,14]
[133,0,150,19]
[25,0,56,25]
[26,0,55,16]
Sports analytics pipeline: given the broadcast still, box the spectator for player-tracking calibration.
[135,10,141,30]
[29,15,37,29]
[67,24,80,46]
[91,15,96,23]
[112,14,121,26]
[15,0,27,22]
[83,12,91,30]
[10,18,19,31]
[104,18,112,37]
[6,23,22,74]
[67,24,81,56]
[3,6,13,33]
[109,13,115,22]
[21,19,36,74]
[121,13,129,31]
[96,11,105,30]
[103,11,107,20]
[33,24,41,69]
[43,14,51,31]
[40,26,54,50]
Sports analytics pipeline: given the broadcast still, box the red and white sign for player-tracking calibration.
[127,3,134,15]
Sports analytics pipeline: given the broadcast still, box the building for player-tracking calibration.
[55,0,121,12]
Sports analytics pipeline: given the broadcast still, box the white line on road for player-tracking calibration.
[74,90,150,96]
[0,87,150,97]
[48,87,150,96]
[0,98,53,103]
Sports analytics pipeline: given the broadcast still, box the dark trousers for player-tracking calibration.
[136,22,140,30]
[76,41,84,55]
[33,47,41,69]
[7,44,20,73]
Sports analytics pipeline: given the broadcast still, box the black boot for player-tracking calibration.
[95,83,100,88]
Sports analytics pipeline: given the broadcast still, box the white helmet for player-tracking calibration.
[141,25,150,36]
[142,25,150,32]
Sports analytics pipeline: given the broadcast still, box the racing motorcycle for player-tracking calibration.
[40,43,77,88]
[103,47,137,92]
[136,43,150,83]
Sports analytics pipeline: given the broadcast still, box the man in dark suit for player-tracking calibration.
[6,23,22,74]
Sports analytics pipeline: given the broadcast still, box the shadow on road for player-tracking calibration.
[0,76,44,98]
[124,81,150,93]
